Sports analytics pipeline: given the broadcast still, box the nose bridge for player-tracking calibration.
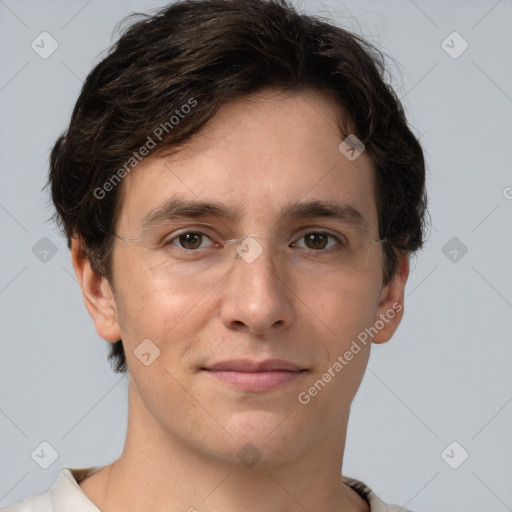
[232,233,274,265]
[220,234,293,333]
[227,233,284,283]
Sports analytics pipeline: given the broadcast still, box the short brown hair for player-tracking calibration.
[48,0,428,374]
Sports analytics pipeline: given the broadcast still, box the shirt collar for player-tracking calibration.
[46,467,407,512]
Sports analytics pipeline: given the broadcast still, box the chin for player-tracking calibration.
[214,411,307,465]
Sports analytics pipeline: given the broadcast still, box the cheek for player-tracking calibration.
[118,283,192,345]
[113,269,218,391]
[113,246,204,332]
[296,276,379,349]
[309,279,378,405]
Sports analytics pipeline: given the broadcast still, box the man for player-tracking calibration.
[2,0,427,510]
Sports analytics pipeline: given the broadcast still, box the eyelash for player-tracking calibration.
[162,230,346,256]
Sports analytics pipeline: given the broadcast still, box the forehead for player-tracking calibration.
[116,88,378,234]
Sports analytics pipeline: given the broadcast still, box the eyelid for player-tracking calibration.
[165,227,346,250]
[291,230,344,250]
[163,229,218,248]
[292,226,348,246]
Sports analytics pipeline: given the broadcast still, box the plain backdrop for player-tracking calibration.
[0,1,511,511]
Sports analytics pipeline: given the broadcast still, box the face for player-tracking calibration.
[78,88,408,468]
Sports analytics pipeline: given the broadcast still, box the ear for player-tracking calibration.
[71,238,122,342]
[371,253,409,344]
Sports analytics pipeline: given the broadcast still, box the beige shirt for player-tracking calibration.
[0,467,414,512]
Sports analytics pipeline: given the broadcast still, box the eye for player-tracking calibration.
[292,231,344,252]
[164,231,217,251]
[162,230,345,254]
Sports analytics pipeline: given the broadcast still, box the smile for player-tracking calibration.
[202,359,308,392]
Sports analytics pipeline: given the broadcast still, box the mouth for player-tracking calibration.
[201,359,308,392]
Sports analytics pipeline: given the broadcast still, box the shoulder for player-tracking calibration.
[0,491,53,511]
[342,475,416,512]
[0,467,103,512]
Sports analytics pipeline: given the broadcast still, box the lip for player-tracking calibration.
[204,359,303,372]
[202,359,307,392]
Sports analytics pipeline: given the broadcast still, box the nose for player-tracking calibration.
[219,236,294,335]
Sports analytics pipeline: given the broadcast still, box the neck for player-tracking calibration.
[79,379,369,512]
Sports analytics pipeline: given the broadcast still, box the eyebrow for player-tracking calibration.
[141,197,370,232]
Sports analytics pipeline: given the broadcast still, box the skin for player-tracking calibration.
[72,87,409,512]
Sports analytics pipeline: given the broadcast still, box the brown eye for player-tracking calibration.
[303,232,329,250]
[294,232,341,252]
[178,233,203,249]
[166,232,212,250]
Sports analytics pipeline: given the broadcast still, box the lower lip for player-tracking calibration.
[204,370,305,392]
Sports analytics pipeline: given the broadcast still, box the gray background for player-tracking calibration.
[1,1,511,511]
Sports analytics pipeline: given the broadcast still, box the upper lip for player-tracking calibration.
[204,359,303,372]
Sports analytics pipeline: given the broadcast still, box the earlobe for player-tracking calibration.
[71,238,122,342]
[371,253,409,344]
